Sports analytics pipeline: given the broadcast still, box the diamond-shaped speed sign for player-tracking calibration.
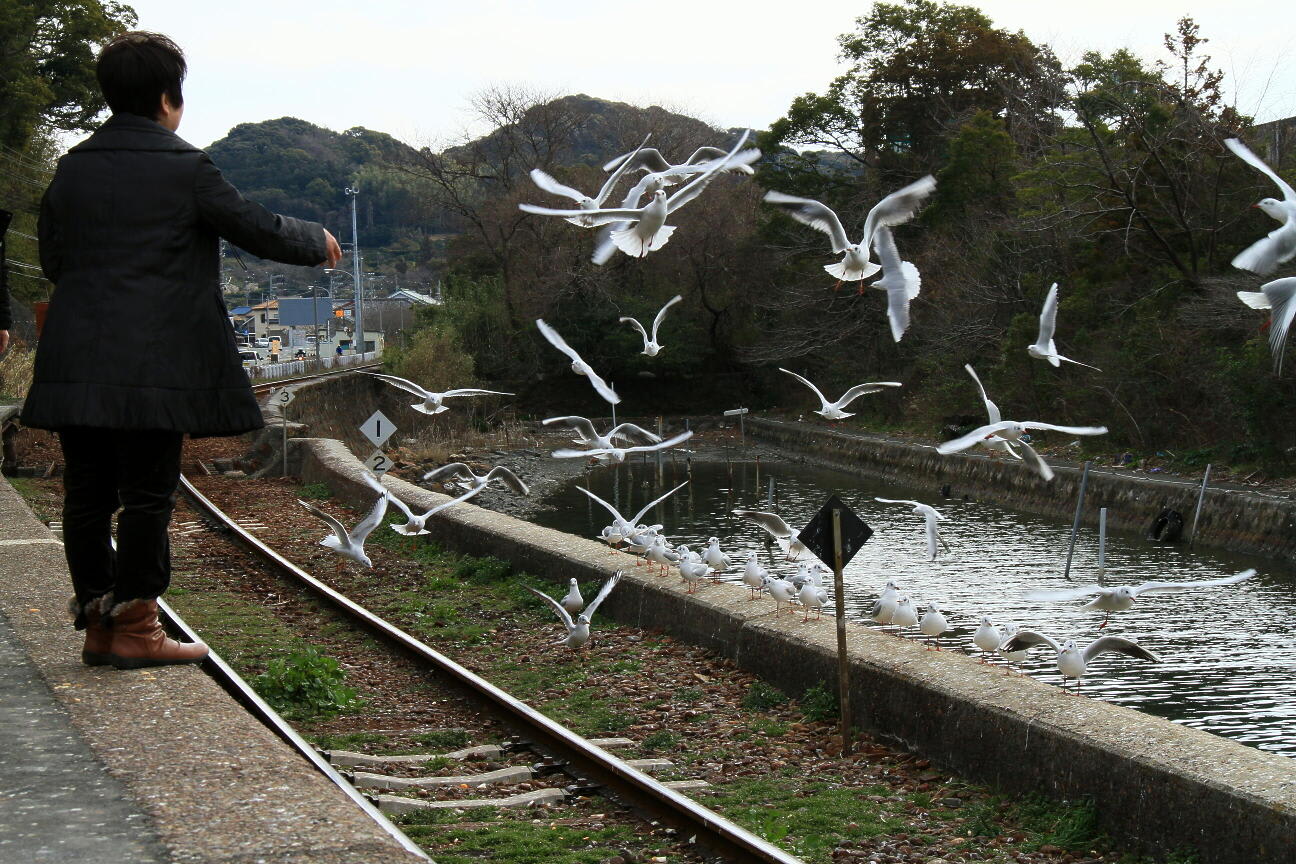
[359,410,396,448]
[364,449,393,476]
[268,387,295,407]
[798,494,873,569]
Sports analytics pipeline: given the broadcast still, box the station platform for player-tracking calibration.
[0,475,426,863]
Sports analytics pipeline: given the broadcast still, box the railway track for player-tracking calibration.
[174,474,802,864]
[248,361,383,395]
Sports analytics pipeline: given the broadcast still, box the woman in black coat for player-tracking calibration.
[23,32,342,668]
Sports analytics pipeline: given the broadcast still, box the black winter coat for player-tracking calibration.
[22,113,326,436]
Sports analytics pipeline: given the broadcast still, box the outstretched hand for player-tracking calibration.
[321,229,342,267]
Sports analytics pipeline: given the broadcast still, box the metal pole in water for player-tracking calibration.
[1189,464,1212,551]
[656,416,663,485]
[767,477,774,510]
[831,508,853,755]
[1062,461,1091,581]
[1097,507,1107,580]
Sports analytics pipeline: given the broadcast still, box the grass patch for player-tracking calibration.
[708,776,889,860]
[742,681,788,711]
[799,683,839,722]
[395,808,643,864]
[411,728,472,751]
[1016,795,1103,851]
[640,729,678,752]
[539,688,634,736]
[309,731,386,751]
[748,715,789,738]
[299,481,332,499]
[252,646,361,721]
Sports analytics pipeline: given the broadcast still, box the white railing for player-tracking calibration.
[246,351,380,381]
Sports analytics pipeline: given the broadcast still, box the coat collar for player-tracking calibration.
[68,113,202,154]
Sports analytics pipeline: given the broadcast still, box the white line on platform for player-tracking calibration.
[0,538,63,546]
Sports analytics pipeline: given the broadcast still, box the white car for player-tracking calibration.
[238,349,261,368]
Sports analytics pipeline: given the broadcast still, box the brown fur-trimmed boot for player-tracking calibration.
[108,598,207,669]
[81,595,114,666]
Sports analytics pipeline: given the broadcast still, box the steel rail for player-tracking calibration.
[154,597,430,861]
[177,474,803,864]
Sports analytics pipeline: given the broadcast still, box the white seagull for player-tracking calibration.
[874,498,948,561]
[891,596,919,634]
[762,175,936,284]
[997,623,1030,668]
[972,616,1002,661]
[730,509,807,560]
[779,368,901,420]
[553,430,693,463]
[542,415,660,460]
[870,581,900,625]
[619,294,683,357]
[870,225,922,342]
[362,372,513,415]
[528,571,623,649]
[1024,569,1256,628]
[798,571,828,621]
[299,489,388,568]
[422,463,530,497]
[560,578,584,614]
[385,485,491,536]
[603,142,758,183]
[703,537,731,573]
[763,574,798,614]
[1225,137,1296,275]
[577,480,689,543]
[1027,284,1100,371]
[536,318,620,405]
[741,553,768,600]
[937,420,1108,482]
[1001,630,1160,691]
[963,364,1020,459]
[1237,278,1296,374]
[918,602,948,649]
[528,134,651,227]
[520,130,758,259]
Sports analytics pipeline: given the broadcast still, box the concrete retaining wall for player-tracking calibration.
[296,436,1296,864]
[747,417,1296,563]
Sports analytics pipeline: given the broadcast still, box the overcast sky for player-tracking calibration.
[115,0,1293,150]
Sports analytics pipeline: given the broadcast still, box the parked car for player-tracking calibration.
[254,338,270,348]
[238,349,260,368]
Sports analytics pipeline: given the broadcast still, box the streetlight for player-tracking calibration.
[322,267,350,360]
[344,186,363,356]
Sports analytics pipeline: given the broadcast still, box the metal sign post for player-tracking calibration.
[831,508,852,754]
[269,388,296,477]
[1097,507,1107,579]
[360,410,396,449]
[1063,461,1091,581]
[724,408,749,447]
[1189,464,1212,551]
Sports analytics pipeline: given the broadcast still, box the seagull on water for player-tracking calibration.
[620,294,683,357]
[874,498,948,561]
[362,372,513,415]
[1027,284,1100,371]
[422,463,530,496]
[1225,137,1296,275]
[529,571,623,649]
[1024,569,1256,628]
[527,134,652,227]
[1237,278,1296,374]
[937,420,1108,482]
[520,130,758,259]
[731,509,807,560]
[299,475,389,568]
[553,430,693,464]
[963,365,1020,459]
[779,368,901,420]
[1001,630,1160,692]
[762,175,936,285]
[536,319,620,405]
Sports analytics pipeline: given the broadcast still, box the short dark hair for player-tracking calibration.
[96,31,186,118]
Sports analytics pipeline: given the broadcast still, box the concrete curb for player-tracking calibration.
[296,436,1296,864]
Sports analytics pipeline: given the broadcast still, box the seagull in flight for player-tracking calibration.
[542,415,660,462]
[619,294,683,357]
[552,430,693,463]
[1000,631,1160,692]
[602,142,758,185]
[577,480,689,543]
[1024,569,1256,628]
[937,420,1108,481]
[779,368,901,420]
[1237,277,1296,374]
[298,476,389,568]
[536,318,620,405]
[421,463,530,496]
[528,571,623,649]
[528,134,652,227]
[1027,284,1100,370]
[762,175,936,285]
[870,226,922,341]
[730,509,807,560]
[963,364,1020,459]
[362,372,513,415]
[385,485,492,536]
[874,498,948,561]
[520,130,758,259]
[1225,137,1296,275]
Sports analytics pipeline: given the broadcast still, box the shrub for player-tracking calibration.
[799,682,839,722]
[742,681,789,711]
[253,647,359,720]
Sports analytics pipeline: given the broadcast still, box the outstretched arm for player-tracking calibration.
[194,154,330,266]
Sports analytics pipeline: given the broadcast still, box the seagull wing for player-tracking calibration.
[664,130,756,214]
[872,225,918,341]
[731,509,794,539]
[582,570,624,623]
[1016,440,1055,482]
[923,509,941,560]
[874,497,922,508]
[363,372,431,399]
[762,191,851,252]
[1036,283,1059,346]
[384,491,418,524]
[594,134,651,205]
[417,485,488,521]
[359,470,387,497]
[350,492,391,546]
[1130,569,1256,596]
[1082,636,1160,664]
[1262,278,1296,374]
[686,146,729,164]
[484,466,530,496]
[577,485,629,526]
[1225,138,1296,201]
[441,388,515,398]
[535,318,583,365]
[621,430,693,459]
[603,146,671,174]
[861,175,938,246]
[630,479,690,526]
[964,364,1001,424]
[1023,584,1105,602]
[529,168,586,203]
[1001,629,1062,655]
[423,462,474,484]
[526,585,575,630]
[835,381,903,410]
[1019,422,1109,436]
[936,421,1014,455]
[298,499,351,546]
[542,415,600,443]
[608,422,661,444]
[518,203,642,225]
[779,368,832,411]
[583,366,621,406]
[619,316,650,348]
[650,294,683,342]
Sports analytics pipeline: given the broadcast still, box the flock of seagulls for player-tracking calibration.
[290,127,1275,684]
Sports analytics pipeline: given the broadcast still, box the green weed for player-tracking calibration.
[799,683,839,721]
[299,482,332,499]
[742,681,789,711]
[252,646,360,720]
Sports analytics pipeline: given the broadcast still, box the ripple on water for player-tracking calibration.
[532,458,1296,757]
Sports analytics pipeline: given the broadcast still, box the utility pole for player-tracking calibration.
[345,186,363,355]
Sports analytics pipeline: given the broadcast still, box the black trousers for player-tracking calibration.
[58,428,184,611]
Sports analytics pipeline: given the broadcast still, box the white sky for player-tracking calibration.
[113,0,1293,150]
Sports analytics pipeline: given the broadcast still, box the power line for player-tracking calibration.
[0,144,53,174]
[5,228,37,241]
[0,166,45,188]
[4,268,49,282]
[4,258,42,271]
